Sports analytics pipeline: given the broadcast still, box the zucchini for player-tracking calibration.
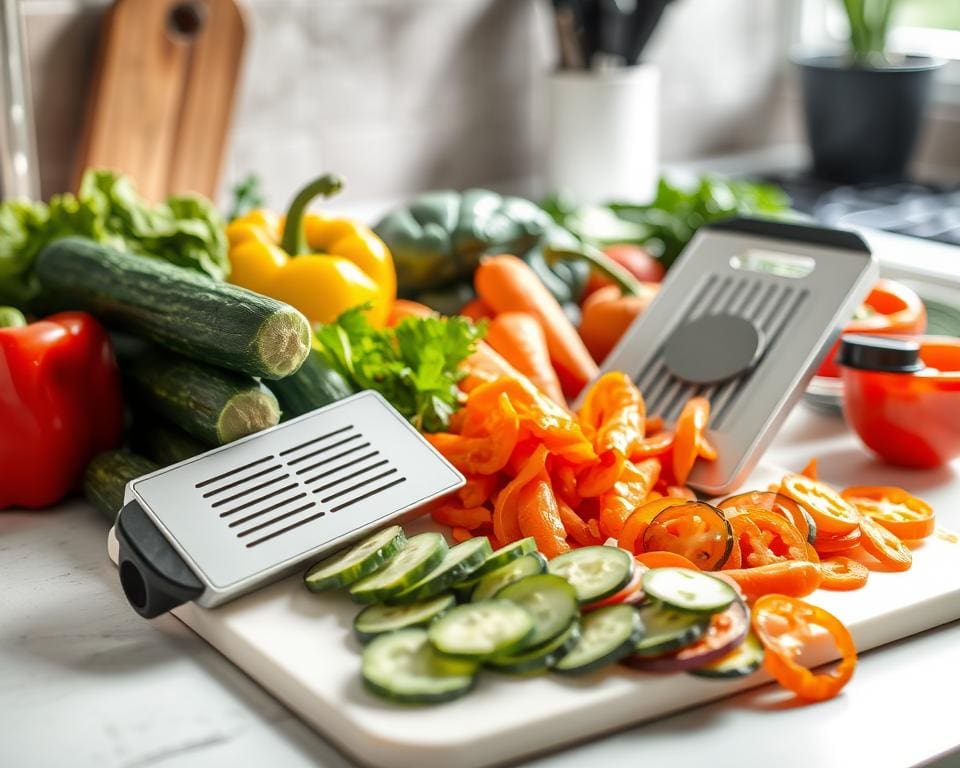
[34,237,311,379]
[305,526,406,592]
[362,628,477,704]
[83,450,159,521]
[124,347,281,445]
[135,415,209,465]
[266,345,354,420]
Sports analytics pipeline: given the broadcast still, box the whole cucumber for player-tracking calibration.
[124,348,281,446]
[35,237,310,379]
[83,450,159,521]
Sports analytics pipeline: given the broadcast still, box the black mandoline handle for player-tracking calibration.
[116,500,203,618]
[706,216,872,255]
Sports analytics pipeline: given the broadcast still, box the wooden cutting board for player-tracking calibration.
[75,0,247,201]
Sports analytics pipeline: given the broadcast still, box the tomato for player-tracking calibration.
[617,496,687,553]
[719,491,815,545]
[819,557,869,591]
[642,502,733,570]
[779,474,859,535]
[817,279,926,378]
[752,594,857,701]
[858,515,912,572]
[841,486,935,541]
[604,244,666,283]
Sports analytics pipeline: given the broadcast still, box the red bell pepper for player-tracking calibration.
[0,311,124,509]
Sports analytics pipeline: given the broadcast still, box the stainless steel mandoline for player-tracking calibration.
[590,217,877,496]
[115,391,464,618]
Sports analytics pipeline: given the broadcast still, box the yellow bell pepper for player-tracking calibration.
[227,174,396,327]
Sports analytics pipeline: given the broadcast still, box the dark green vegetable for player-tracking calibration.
[35,237,311,379]
[0,169,229,307]
[135,415,209,465]
[314,305,485,433]
[373,188,590,309]
[83,449,159,521]
[543,175,792,268]
[266,346,354,420]
[124,347,281,446]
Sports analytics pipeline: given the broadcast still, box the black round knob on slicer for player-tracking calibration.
[663,313,765,385]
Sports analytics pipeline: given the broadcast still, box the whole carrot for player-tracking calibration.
[485,312,566,407]
[460,341,527,393]
[579,284,657,363]
[475,254,598,398]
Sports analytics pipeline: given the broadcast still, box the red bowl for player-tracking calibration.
[840,336,960,468]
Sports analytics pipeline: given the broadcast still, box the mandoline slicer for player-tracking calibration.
[592,217,877,496]
[115,391,464,618]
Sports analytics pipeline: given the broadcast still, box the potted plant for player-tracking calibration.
[796,0,943,183]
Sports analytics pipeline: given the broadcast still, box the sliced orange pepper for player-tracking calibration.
[800,457,819,480]
[672,397,713,486]
[617,496,688,553]
[858,514,912,572]
[640,502,733,570]
[819,556,869,590]
[426,393,519,475]
[841,486,935,541]
[720,560,822,601]
[779,474,859,536]
[736,509,808,568]
[598,458,661,539]
[752,595,857,702]
[451,526,473,543]
[557,497,601,546]
[516,476,570,558]
[630,430,675,460]
[431,503,493,531]
[458,474,500,508]
[814,526,862,555]
[719,491,813,544]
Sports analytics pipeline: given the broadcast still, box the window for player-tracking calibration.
[797,0,960,98]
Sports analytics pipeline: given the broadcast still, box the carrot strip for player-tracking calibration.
[485,312,566,407]
[557,497,601,546]
[493,444,549,544]
[672,397,712,486]
[720,561,823,602]
[431,504,493,531]
[475,254,598,397]
[598,458,661,539]
[517,477,570,558]
[451,527,473,543]
[636,551,701,570]
[460,341,528,393]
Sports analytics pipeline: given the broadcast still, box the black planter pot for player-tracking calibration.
[797,54,942,184]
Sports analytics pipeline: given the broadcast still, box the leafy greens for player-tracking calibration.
[0,169,229,307]
[314,306,486,433]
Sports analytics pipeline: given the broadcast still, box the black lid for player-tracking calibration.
[838,334,923,373]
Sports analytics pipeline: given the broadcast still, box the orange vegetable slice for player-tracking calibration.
[720,560,822,601]
[858,514,912,572]
[635,551,701,570]
[819,556,869,590]
[641,502,733,570]
[841,486,935,541]
[617,496,688,553]
[779,474,859,536]
[598,458,661,539]
[516,476,570,558]
[672,397,712,486]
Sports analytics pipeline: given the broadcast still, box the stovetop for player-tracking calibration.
[763,174,960,247]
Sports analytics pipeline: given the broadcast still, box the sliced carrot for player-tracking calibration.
[630,430,674,459]
[645,415,664,434]
[665,485,697,501]
[458,474,500,508]
[425,394,519,475]
[431,504,493,531]
[557,497,601,546]
[842,486,936,541]
[516,477,570,558]
[484,312,566,407]
[858,515,912,572]
[800,457,819,480]
[820,556,869,590]
[493,444,549,544]
[475,254,598,397]
[780,474,860,535]
[451,526,473,543]
[598,458,661,539]
[636,551,701,570]
[814,527,862,555]
[672,397,712,486]
[720,560,823,602]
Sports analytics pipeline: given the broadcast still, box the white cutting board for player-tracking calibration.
[108,463,960,768]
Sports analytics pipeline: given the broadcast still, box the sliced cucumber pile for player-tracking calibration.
[349,533,447,604]
[470,552,548,602]
[555,604,644,675]
[305,525,406,592]
[362,628,477,704]
[547,546,634,604]
[305,524,767,706]
[354,594,456,642]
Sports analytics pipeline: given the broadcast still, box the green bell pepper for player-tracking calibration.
[374,188,589,310]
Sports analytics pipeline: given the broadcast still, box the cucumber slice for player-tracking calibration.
[354,594,456,642]
[689,631,765,679]
[642,567,737,614]
[391,538,493,604]
[362,628,476,704]
[471,552,547,602]
[554,604,644,675]
[495,574,579,647]
[349,533,447,604]
[487,620,581,675]
[547,546,634,604]
[305,526,406,591]
[631,603,711,657]
[470,537,537,579]
[428,600,534,659]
